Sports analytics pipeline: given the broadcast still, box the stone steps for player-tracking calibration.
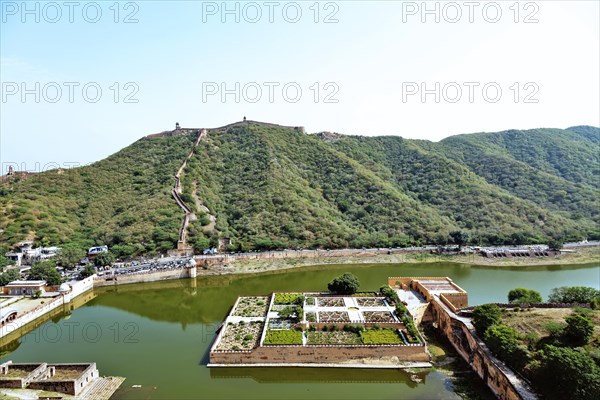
[78,376,125,399]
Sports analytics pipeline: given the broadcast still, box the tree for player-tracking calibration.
[563,313,594,346]
[380,286,400,304]
[28,261,61,286]
[536,345,600,400]
[0,254,15,269]
[450,230,470,249]
[0,268,20,286]
[548,239,563,251]
[508,288,543,304]
[484,324,529,369]
[56,246,85,269]
[79,265,96,279]
[472,304,502,334]
[328,272,360,295]
[548,286,600,304]
[94,252,116,267]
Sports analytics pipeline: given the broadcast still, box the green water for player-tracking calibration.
[1,262,598,399]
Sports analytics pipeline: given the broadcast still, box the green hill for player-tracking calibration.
[1,123,598,258]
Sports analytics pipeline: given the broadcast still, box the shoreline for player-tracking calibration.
[204,246,600,277]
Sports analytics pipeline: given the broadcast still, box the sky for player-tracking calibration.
[1,0,599,173]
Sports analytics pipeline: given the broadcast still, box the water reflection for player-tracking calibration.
[88,262,599,325]
[210,367,428,387]
[2,262,596,400]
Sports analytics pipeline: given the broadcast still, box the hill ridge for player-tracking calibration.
[1,123,598,258]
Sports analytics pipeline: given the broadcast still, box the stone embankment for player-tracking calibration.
[93,266,196,287]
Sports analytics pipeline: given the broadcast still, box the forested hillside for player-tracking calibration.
[1,123,598,257]
[0,133,196,257]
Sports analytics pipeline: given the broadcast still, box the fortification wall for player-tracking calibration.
[204,249,397,265]
[463,302,590,310]
[439,292,468,312]
[429,299,537,400]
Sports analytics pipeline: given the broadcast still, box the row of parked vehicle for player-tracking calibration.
[97,257,193,276]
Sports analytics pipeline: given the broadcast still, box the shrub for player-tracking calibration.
[548,286,600,304]
[94,251,115,267]
[277,306,295,319]
[380,286,400,304]
[472,304,502,334]
[543,321,566,341]
[274,293,303,305]
[484,324,529,369]
[536,345,600,400]
[0,268,20,286]
[28,261,61,285]
[343,324,364,334]
[547,239,563,251]
[394,303,409,318]
[508,288,543,304]
[79,265,96,279]
[563,313,594,346]
[328,273,360,295]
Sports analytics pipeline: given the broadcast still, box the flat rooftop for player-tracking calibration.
[417,279,463,295]
[5,280,46,287]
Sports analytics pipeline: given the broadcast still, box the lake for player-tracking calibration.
[1,262,598,399]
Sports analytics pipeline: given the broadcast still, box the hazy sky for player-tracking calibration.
[1,0,599,172]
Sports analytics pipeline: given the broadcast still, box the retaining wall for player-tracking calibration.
[1,278,93,340]
[93,268,194,287]
[0,296,64,339]
[210,343,428,365]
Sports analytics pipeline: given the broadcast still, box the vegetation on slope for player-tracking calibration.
[473,289,600,400]
[435,128,599,232]
[1,123,598,256]
[0,132,197,258]
[329,135,589,245]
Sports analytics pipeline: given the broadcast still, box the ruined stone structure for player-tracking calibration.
[0,361,98,396]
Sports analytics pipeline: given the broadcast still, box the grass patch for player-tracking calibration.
[307,331,361,345]
[263,329,303,345]
[361,328,403,345]
[274,293,304,305]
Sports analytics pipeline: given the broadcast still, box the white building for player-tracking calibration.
[3,280,47,296]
